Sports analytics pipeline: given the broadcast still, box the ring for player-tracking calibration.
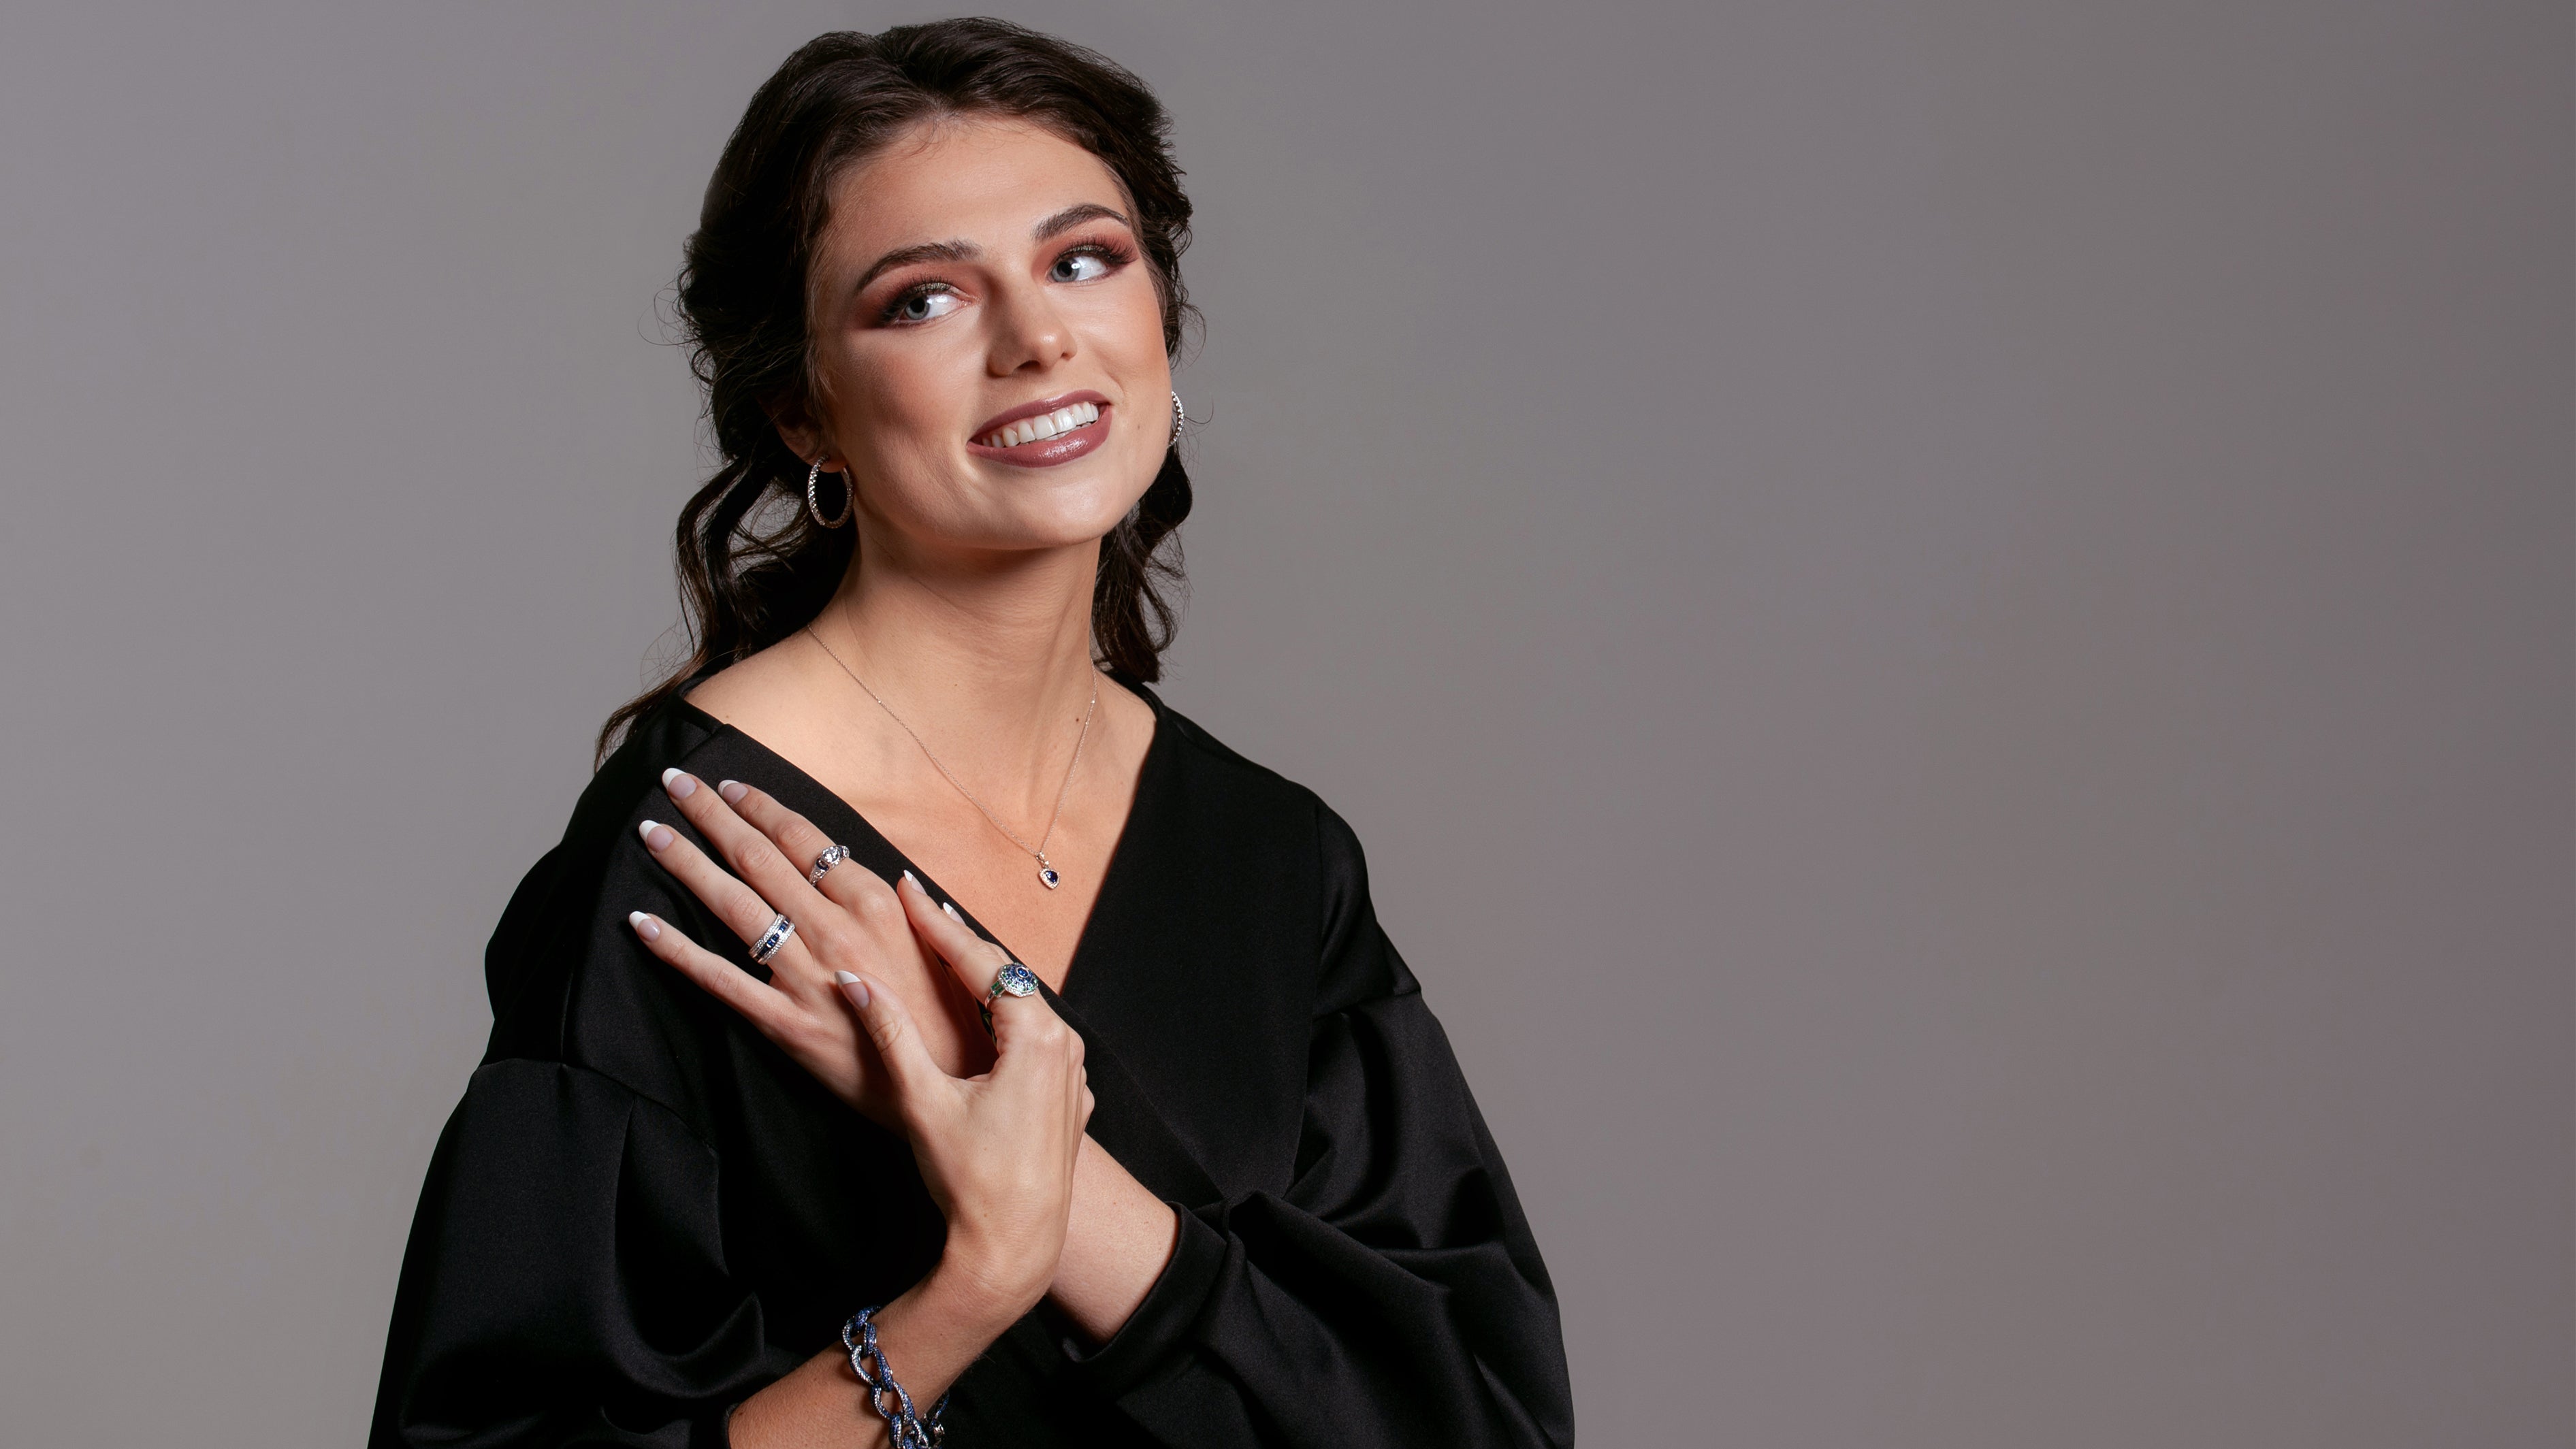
[985,962,1040,1005]
[977,962,1041,1037]
[750,913,795,966]
[808,843,850,885]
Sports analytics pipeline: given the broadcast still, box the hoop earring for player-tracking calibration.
[1170,391,1185,445]
[805,457,852,528]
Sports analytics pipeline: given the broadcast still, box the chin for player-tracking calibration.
[960,460,1156,544]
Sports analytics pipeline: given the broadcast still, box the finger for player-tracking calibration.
[895,875,1065,1060]
[710,779,858,906]
[658,770,838,944]
[833,968,950,1107]
[895,871,1018,1003]
[627,909,801,1035]
[636,818,822,985]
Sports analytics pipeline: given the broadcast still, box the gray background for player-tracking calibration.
[1,1,2566,1444]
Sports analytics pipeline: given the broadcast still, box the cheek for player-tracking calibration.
[826,342,968,459]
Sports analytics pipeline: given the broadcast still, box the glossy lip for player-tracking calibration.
[965,389,1113,469]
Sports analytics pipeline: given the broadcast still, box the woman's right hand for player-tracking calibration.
[837,873,1097,1314]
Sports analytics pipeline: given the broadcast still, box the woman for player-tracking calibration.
[371,20,1572,1448]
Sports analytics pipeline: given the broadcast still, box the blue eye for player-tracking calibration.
[884,287,963,325]
[1050,250,1112,283]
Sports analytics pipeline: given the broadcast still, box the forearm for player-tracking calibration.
[726,1258,1021,1448]
[1046,1132,1182,1345]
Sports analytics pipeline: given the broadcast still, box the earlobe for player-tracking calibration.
[760,397,827,470]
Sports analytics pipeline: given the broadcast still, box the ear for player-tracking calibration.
[761,396,835,472]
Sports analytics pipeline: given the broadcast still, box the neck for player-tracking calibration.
[808,531,1105,790]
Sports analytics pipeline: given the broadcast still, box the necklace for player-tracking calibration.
[802,621,1098,890]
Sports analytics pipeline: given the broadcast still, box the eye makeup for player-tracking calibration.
[869,233,1140,327]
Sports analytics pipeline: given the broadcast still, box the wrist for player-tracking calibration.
[929,1241,1050,1330]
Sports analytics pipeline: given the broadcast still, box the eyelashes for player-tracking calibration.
[880,284,962,325]
[1053,238,1138,276]
[875,238,1139,327]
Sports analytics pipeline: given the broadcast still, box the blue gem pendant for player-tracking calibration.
[1036,855,1061,890]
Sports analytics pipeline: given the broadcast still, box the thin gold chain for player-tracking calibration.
[801,619,1099,871]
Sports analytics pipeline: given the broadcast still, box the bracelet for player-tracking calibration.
[841,1305,950,1448]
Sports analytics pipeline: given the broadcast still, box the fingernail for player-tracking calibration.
[628,911,661,942]
[661,768,697,800]
[835,971,869,1007]
[901,869,921,891]
[719,780,747,804]
[942,901,963,923]
[639,819,673,851]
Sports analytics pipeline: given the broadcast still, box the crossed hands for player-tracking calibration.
[626,768,1093,1313]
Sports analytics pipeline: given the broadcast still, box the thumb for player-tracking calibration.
[836,971,948,1103]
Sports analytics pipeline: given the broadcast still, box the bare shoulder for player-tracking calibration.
[671,637,857,772]
[1096,672,1156,745]
[678,640,801,728]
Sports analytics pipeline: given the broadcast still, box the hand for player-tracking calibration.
[624,770,990,1130]
[839,874,1097,1316]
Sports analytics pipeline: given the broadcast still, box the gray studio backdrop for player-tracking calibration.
[1,1,2567,1444]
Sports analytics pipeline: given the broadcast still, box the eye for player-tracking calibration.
[883,286,963,325]
[1050,248,1116,283]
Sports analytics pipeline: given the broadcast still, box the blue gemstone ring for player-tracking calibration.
[750,913,795,966]
[978,962,1040,1037]
[986,962,1040,1005]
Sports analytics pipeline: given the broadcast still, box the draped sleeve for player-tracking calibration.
[1050,802,1575,1448]
[369,706,933,1448]
[366,1059,784,1449]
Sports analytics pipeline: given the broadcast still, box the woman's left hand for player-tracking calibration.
[624,769,995,1130]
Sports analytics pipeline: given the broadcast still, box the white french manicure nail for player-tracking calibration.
[661,767,696,798]
[901,869,920,890]
[628,911,660,941]
[835,971,859,985]
[942,902,963,923]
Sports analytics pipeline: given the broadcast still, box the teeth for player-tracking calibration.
[979,400,1100,450]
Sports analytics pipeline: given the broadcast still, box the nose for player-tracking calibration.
[985,276,1075,376]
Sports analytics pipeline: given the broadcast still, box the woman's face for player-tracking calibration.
[790,114,1172,559]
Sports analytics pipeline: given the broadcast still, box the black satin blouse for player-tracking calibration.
[368,682,1573,1447]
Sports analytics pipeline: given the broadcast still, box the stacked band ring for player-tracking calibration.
[808,843,850,885]
[750,913,795,966]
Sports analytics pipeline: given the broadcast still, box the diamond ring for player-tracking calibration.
[750,913,795,966]
[807,843,850,885]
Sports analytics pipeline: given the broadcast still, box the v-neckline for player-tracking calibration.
[666,679,1173,1011]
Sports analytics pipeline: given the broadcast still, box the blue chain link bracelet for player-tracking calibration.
[842,1305,950,1448]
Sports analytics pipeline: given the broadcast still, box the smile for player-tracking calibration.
[975,400,1100,450]
[965,390,1114,469]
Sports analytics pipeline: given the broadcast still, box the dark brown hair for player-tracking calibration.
[598,18,1195,766]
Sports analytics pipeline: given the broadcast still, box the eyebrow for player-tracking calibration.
[848,203,1137,296]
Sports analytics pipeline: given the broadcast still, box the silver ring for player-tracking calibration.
[750,913,795,966]
[807,843,850,885]
[976,962,1041,1037]
[985,962,1040,1005]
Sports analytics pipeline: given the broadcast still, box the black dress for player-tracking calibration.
[369,681,1574,1447]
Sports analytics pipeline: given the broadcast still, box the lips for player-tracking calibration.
[967,389,1112,468]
